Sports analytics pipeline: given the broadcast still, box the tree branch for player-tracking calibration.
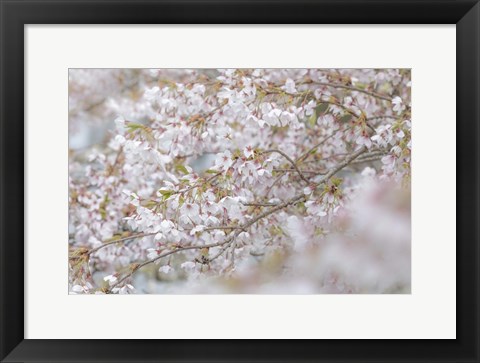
[241,202,279,207]
[107,238,236,292]
[350,155,384,164]
[86,224,242,258]
[86,232,157,256]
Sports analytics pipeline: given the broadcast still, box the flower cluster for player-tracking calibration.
[69,68,411,294]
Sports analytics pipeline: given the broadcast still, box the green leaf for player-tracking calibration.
[175,164,189,175]
[354,82,366,90]
[308,110,317,127]
[205,169,218,174]
[126,122,145,132]
[315,103,329,115]
[331,177,343,187]
[104,235,121,243]
[145,200,157,208]
[339,114,353,123]
[158,190,174,200]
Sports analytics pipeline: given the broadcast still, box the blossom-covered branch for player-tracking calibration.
[104,146,368,292]
[69,68,411,294]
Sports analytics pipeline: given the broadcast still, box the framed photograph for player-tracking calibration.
[1,0,478,362]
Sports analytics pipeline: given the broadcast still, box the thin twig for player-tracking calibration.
[262,149,310,184]
[306,81,392,102]
[87,232,157,256]
[174,171,222,195]
[350,155,384,164]
[274,168,327,175]
[183,225,242,232]
[295,133,336,164]
[241,202,279,207]
[106,147,123,177]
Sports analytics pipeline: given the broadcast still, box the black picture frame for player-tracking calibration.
[1,1,478,362]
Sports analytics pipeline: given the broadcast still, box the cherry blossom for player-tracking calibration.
[159,265,173,274]
[305,201,327,217]
[392,96,405,114]
[103,274,118,286]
